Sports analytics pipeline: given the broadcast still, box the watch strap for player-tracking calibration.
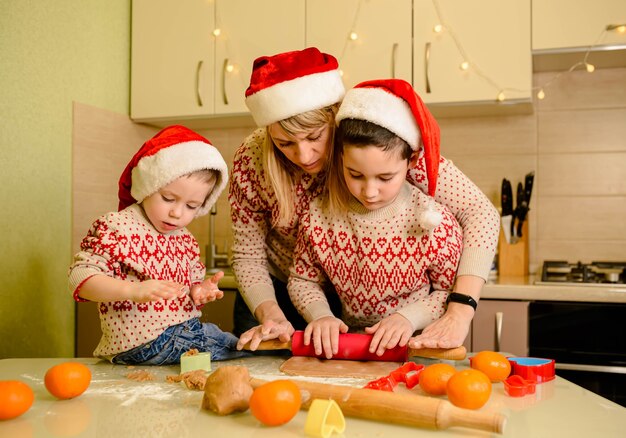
[446,292,478,311]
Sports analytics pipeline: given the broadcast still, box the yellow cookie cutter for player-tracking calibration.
[304,399,346,438]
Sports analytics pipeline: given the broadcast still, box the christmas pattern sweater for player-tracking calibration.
[68,204,204,358]
[229,129,498,314]
[289,183,463,330]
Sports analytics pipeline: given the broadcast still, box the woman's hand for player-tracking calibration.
[303,316,349,359]
[408,303,474,349]
[189,271,225,306]
[236,301,294,350]
[365,313,413,356]
[129,279,186,303]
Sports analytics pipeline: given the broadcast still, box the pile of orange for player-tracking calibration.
[417,355,498,410]
[44,362,92,400]
[249,380,301,426]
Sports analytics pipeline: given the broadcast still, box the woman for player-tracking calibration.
[229,47,499,351]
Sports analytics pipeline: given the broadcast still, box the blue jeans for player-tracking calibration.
[112,318,250,365]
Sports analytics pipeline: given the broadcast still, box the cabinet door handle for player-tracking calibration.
[495,311,503,352]
[221,58,229,105]
[424,42,431,93]
[391,43,398,78]
[195,60,204,107]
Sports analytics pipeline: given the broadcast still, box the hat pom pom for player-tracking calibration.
[420,198,443,231]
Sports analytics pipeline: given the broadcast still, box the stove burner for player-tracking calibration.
[541,261,626,284]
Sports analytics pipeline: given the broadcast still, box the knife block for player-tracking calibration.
[498,220,529,277]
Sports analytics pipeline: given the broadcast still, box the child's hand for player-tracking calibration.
[365,314,413,356]
[190,271,225,306]
[303,316,349,359]
[130,279,185,303]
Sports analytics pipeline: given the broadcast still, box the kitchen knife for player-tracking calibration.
[524,171,535,205]
[243,331,467,361]
[501,179,513,244]
[514,182,528,239]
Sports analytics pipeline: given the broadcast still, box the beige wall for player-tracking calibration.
[0,1,130,358]
[198,67,626,275]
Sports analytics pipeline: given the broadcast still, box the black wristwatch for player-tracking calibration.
[446,292,478,311]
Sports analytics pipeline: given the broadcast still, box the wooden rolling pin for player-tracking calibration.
[250,377,506,434]
[244,331,466,361]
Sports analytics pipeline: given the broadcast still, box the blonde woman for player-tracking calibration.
[230,48,499,351]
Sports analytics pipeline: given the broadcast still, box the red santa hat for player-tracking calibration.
[118,125,228,217]
[245,47,345,127]
[336,79,443,229]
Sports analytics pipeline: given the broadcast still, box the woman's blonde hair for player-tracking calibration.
[262,104,339,227]
[325,119,413,216]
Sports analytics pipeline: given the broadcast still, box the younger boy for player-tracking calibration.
[69,125,247,364]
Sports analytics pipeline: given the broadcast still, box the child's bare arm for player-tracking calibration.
[77,275,185,303]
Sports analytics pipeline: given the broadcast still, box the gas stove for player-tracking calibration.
[539,261,626,285]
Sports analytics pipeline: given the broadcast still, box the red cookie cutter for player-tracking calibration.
[364,362,424,391]
[507,357,556,383]
[503,374,537,397]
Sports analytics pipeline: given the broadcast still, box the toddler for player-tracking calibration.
[69,125,248,364]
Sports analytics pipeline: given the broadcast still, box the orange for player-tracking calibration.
[418,363,457,395]
[249,380,301,426]
[447,369,492,410]
[470,351,511,382]
[44,362,91,400]
[0,380,34,420]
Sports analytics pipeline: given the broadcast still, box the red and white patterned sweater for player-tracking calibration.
[68,204,204,358]
[289,183,463,330]
[229,129,499,314]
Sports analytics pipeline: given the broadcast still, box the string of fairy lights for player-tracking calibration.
[337,0,626,102]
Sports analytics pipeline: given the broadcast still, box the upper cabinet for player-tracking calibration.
[131,0,216,120]
[413,0,532,107]
[213,0,305,115]
[532,0,626,51]
[131,0,304,123]
[305,0,412,90]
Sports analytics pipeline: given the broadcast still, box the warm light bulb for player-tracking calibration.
[212,28,221,37]
[617,25,626,33]
[226,63,234,73]
[537,89,546,100]
[460,61,469,71]
[585,62,595,73]
[497,91,506,102]
[433,24,443,33]
[349,32,358,41]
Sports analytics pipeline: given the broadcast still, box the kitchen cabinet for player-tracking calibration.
[131,0,216,121]
[213,0,305,115]
[131,0,305,123]
[413,0,532,109]
[305,0,412,90]
[470,299,529,357]
[532,0,626,51]
[200,289,236,333]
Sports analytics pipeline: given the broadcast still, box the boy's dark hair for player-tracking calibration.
[324,119,413,215]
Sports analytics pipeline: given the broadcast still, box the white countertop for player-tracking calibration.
[483,275,626,303]
[1,356,624,437]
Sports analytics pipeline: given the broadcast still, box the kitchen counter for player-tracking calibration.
[483,275,626,303]
[1,356,624,437]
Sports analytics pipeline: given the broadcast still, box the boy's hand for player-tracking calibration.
[365,314,413,356]
[303,316,349,359]
[130,279,186,303]
[190,271,225,306]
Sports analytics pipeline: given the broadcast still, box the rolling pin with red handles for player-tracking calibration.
[243,330,466,361]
